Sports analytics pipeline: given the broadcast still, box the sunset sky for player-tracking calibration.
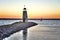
[0,0,60,19]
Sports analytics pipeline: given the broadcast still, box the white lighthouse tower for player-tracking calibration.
[23,5,28,22]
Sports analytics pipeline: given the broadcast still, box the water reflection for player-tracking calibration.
[3,31,23,40]
[28,25,60,40]
[23,29,27,40]
[3,24,60,40]
[3,29,28,40]
[3,20,60,40]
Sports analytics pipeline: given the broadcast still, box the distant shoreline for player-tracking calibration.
[0,18,60,20]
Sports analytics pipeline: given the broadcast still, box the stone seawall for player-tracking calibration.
[0,22,37,40]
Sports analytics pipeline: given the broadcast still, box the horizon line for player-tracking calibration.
[0,18,60,20]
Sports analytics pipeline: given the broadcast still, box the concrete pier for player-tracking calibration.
[0,22,37,40]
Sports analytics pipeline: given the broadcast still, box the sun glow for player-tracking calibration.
[0,0,60,19]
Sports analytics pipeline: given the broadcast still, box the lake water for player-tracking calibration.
[1,20,60,40]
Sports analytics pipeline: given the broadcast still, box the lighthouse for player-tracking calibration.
[23,5,28,22]
[23,5,28,40]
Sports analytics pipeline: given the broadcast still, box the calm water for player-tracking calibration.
[0,20,21,26]
[1,20,60,40]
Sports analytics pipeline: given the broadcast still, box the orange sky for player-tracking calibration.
[0,11,60,19]
[0,9,60,19]
[0,0,60,19]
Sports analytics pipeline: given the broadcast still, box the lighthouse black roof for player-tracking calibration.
[23,5,26,10]
[24,8,26,10]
